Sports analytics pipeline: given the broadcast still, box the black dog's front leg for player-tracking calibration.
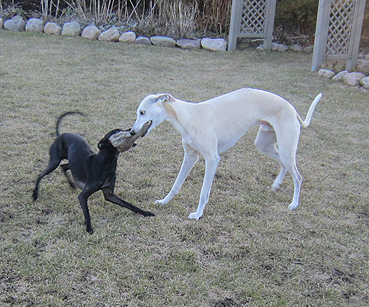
[102,188,155,217]
[78,188,98,234]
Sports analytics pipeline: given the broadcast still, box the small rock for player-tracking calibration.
[98,27,120,42]
[303,46,314,54]
[201,38,227,51]
[255,46,266,57]
[4,16,25,32]
[26,18,44,33]
[177,39,201,50]
[44,22,62,35]
[81,25,101,40]
[290,44,303,52]
[360,77,369,89]
[150,36,177,47]
[62,21,81,36]
[0,18,3,28]
[271,43,288,52]
[119,31,136,43]
[332,70,349,81]
[343,72,365,86]
[356,59,369,75]
[318,69,335,79]
[135,36,151,46]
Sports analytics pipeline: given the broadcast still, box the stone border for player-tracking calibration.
[1,15,368,90]
[1,15,312,53]
[1,16,229,51]
[318,65,369,90]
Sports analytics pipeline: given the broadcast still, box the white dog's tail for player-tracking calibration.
[297,93,323,128]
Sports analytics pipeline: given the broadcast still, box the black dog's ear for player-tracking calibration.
[98,129,122,150]
[98,136,110,150]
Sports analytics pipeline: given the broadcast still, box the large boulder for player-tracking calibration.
[360,77,369,89]
[26,18,44,33]
[150,36,177,47]
[356,59,369,75]
[343,72,365,86]
[62,21,81,36]
[201,38,227,51]
[135,36,151,46]
[81,25,101,40]
[318,69,335,79]
[4,16,25,32]
[119,31,136,43]
[98,27,120,42]
[332,70,349,81]
[44,22,62,35]
[177,39,201,50]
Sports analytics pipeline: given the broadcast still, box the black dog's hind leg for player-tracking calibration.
[102,187,155,217]
[33,140,65,201]
[60,163,76,189]
[33,159,61,201]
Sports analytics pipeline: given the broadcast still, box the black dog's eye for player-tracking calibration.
[140,110,146,116]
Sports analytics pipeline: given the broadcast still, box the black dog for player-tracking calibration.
[33,112,154,234]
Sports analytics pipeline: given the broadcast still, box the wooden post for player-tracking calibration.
[228,0,243,51]
[346,0,367,70]
[228,0,276,51]
[263,0,276,49]
[312,0,367,72]
[311,0,331,71]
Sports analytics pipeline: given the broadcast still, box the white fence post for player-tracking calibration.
[228,0,277,51]
[311,0,367,71]
[228,0,243,51]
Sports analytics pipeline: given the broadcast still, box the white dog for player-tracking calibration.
[131,88,322,220]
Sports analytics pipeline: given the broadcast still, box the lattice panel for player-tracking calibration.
[240,0,267,34]
[326,0,356,55]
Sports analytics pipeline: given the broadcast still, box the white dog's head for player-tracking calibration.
[130,93,175,136]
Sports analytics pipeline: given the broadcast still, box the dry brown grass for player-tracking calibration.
[0,30,368,306]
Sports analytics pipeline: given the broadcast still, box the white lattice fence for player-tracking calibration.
[312,0,366,71]
[228,0,276,50]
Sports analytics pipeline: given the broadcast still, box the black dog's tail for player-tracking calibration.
[56,111,85,136]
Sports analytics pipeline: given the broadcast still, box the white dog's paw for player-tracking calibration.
[188,212,202,220]
[271,182,280,191]
[288,202,299,210]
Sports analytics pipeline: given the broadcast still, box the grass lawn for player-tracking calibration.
[0,30,368,306]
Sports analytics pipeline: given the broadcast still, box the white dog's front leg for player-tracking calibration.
[155,142,199,205]
[188,155,220,220]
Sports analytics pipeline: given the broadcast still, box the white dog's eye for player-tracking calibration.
[140,110,146,116]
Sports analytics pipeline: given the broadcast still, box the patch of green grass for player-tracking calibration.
[1,30,368,306]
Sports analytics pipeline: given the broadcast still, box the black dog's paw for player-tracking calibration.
[143,211,155,217]
[32,190,38,201]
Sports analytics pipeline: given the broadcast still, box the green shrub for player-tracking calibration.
[275,0,318,34]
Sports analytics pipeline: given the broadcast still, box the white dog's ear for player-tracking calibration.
[155,94,175,104]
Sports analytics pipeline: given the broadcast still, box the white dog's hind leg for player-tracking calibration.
[188,155,220,220]
[274,122,302,210]
[287,164,302,210]
[272,167,287,191]
[155,141,199,205]
[254,125,287,190]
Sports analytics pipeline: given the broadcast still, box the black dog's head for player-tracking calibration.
[98,129,123,151]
